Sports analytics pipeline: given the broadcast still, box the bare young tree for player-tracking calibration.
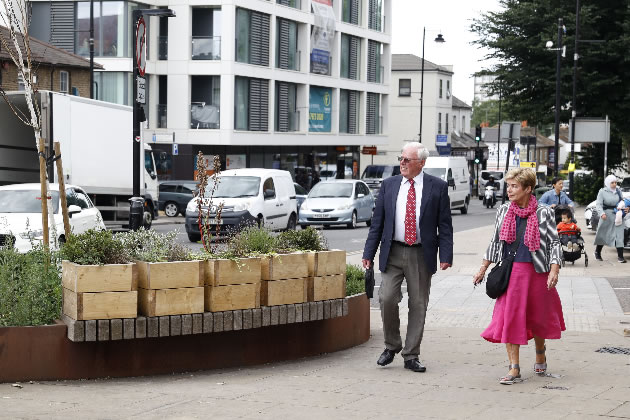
[1,0,58,248]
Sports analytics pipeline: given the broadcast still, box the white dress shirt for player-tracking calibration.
[394,172,423,243]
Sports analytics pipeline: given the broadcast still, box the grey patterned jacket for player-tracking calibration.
[483,203,562,273]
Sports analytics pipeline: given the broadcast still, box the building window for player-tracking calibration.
[340,89,360,134]
[235,77,269,131]
[191,76,220,129]
[445,113,449,134]
[277,0,301,10]
[439,79,443,99]
[399,79,411,96]
[366,92,381,134]
[60,71,69,93]
[462,116,465,132]
[76,1,127,57]
[368,0,383,31]
[235,8,270,66]
[192,7,222,60]
[367,40,382,83]
[446,80,451,99]
[342,0,360,25]
[453,115,456,131]
[276,18,299,71]
[157,75,167,128]
[438,112,442,134]
[94,71,132,105]
[275,82,298,132]
[340,34,360,80]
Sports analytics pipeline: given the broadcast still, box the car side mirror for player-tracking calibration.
[68,205,81,218]
[448,178,455,187]
[264,189,275,199]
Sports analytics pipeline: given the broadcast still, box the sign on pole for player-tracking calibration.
[172,143,179,156]
[136,17,147,77]
[136,76,146,104]
[520,161,536,169]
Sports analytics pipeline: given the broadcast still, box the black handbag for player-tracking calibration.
[486,219,527,299]
[365,266,375,298]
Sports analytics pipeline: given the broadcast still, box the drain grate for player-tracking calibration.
[595,347,630,355]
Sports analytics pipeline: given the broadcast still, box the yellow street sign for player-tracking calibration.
[519,161,536,169]
[568,163,576,172]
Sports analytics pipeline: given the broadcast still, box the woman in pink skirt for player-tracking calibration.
[472,168,565,385]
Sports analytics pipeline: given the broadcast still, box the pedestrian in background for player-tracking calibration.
[539,177,574,208]
[594,175,628,263]
[473,168,565,385]
[363,142,453,373]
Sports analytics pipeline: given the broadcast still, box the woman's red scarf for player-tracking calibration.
[499,195,541,252]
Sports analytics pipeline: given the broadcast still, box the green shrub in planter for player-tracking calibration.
[346,264,365,296]
[115,229,197,262]
[0,245,62,327]
[275,227,329,253]
[223,226,277,257]
[59,229,131,265]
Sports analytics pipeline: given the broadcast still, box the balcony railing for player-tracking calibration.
[159,36,168,60]
[190,102,220,129]
[157,104,167,128]
[192,36,221,60]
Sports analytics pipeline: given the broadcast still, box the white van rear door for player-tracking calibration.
[262,177,282,229]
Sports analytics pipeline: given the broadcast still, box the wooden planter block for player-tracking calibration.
[63,288,137,320]
[261,278,307,306]
[307,274,346,302]
[138,287,204,317]
[307,250,346,277]
[135,260,203,290]
[205,258,261,286]
[205,283,261,312]
[261,253,309,281]
[62,261,135,293]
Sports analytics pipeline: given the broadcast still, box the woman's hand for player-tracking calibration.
[601,213,607,220]
[473,266,487,286]
[547,265,560,290]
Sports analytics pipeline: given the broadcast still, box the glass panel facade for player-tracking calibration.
[191,76,220,129]
[192,8,222,60]
[235,8,250,63]
[76,1,139,57]
[94,71,132,105]
[234,77,249,130]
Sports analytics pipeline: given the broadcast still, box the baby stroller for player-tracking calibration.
[555,205,588,267]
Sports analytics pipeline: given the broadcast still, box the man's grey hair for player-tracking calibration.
[402,142,429,161]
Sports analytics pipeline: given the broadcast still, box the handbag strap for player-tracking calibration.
[505,217,528,257]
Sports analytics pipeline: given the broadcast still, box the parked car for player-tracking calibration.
[423,156,471,214]
[0,183,106,252]
[298,180,374,229]
[185,169,297,241]
[294,183,307,213]
[361,164,400,196]
[158,180,199,217]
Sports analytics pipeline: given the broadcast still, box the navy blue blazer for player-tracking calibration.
[362,173,453,275]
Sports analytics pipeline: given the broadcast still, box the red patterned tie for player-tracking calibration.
[405,179,417,245]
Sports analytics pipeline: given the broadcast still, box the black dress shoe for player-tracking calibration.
[377,349,399,366]
[594,252,603,261]
[404,358,426,372]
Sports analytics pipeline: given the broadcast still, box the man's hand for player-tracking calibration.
[440,262,452,270]
[362,259,372,269]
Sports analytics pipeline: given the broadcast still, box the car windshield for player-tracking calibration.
[0,190,60,213]
[423,168,446,179]
[203,176,260,198]
[481,171,503,181]
[320,170,336,177]
[361,166,400,179]
[309,183,353,198]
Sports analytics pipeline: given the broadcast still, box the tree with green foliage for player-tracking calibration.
[471,0,630,176]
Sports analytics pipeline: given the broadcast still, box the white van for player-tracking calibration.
[185,169,297,241]
[423,156,471,214]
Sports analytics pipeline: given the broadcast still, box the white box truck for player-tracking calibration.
[0,91,158,228]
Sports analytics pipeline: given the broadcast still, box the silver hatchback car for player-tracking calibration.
[298,180,375,229]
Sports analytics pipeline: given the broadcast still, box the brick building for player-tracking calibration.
[0,26,101,97]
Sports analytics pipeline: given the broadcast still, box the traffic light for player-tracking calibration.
[475,126,482,142]
[474,148,483,164]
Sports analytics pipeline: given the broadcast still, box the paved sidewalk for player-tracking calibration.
[2,213,629,419]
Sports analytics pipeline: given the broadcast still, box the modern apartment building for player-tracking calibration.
[473,74,498,102]
[28,0,391,187]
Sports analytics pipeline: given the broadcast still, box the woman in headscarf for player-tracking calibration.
[594,175,628,263]
[473,168,565,385]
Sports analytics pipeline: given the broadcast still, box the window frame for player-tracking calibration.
[398,79,411,96]
[438,112,442,134]
[439,79,443,99]
[60,71,69,93]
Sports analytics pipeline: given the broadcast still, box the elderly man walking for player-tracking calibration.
[362,142,453,372]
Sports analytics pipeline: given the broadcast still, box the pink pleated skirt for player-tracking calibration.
[481,262,566,345]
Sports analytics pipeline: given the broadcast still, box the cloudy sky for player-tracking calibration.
[390,0,503,106]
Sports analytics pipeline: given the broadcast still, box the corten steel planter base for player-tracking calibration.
[0,294,369,383]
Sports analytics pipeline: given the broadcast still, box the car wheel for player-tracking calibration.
[164,202,179,217]
[257,215,264,228]
[187,232,201,242]
[143,209,153,229]
[300,224,309,229]
[460,199,469,215]
[286,214,297,231]
[347,211,357,229]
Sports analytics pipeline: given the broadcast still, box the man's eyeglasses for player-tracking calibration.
[397,156,421,164]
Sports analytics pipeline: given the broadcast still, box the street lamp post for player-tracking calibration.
[129,8,175,231]
[418,28,445,143]
[569,0,580,200]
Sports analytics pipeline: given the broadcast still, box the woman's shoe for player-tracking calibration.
[534,345,547,375]
[499,364,521,385]
[594,252,603,261]
[618,258,627,263]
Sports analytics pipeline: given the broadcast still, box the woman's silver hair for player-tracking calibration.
[402,142,430,161]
